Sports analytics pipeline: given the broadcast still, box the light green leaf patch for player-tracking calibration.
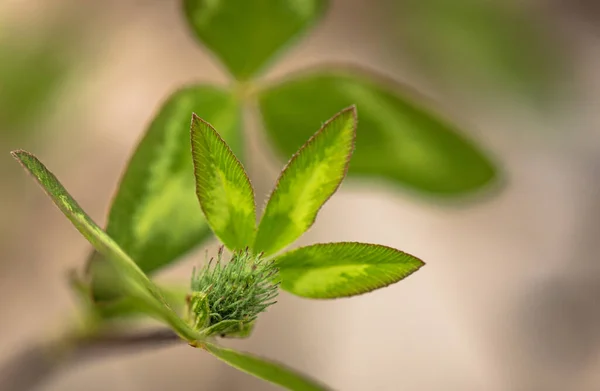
[191,115,256,251]
[205,343,331,391]
[276,242,424,298]
[253,107,356,257]
[11,151,198,340]
[259,69,498,195]
[99,86,242,274]
[183,0,328,80]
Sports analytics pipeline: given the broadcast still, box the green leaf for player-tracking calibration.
[253,107,356,257]
[11,151,199,341]
[12,151,150,294]
[191,115,256,251]
[98,86,242,274]
[393,0,564,108]
[276,242,424,298]
[183,0,328,80]
[94,283,189,320]
[205,343,331,391]
[258,69,497,195]
[0,18,74,134]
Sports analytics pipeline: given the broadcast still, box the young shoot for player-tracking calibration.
[187,247,279,338]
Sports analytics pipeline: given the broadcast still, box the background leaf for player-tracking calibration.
[391,0,565,108]
[92,86,242,275]
[92,283,189,320]
[0,18,75,136]
[191,115,256,250]
[253,107,356,257]
[205,343,331,391]
[183,0,328,80]
[258,68,498,196]
[276,242,424,298]
[11,151,198,340]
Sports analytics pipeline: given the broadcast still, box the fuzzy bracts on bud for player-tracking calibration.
[187,247,279,338]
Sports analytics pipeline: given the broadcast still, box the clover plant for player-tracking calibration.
[12,106,423,390]
[80,0,495,302]
[4,1,502,389]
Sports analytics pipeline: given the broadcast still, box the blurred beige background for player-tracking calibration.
[2,1,600,390]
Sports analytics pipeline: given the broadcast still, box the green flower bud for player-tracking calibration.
[187,247,279,338]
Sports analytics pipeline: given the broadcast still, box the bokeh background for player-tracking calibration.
[2,0,600,390]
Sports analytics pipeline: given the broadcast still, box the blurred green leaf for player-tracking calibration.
[11,151,197,339]
[393,0,563,105]
[259,69,497,195]
[94,283,189,320]
[276,242,424,298]
[254,107,356,257]
[88,86,241,303]
[191,114,256,251]
[0,25,73,136]
[93,86,242,275]
[205,342,331,390]
[183,0,328,80]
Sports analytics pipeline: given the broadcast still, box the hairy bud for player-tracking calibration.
[187,247,279,338]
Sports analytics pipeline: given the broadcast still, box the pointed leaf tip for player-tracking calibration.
[191,114,256,251]
[276,242,424,299]
[253,107,357,256]
[13,151,199,339]
[11,150,156,295]
[90,86,241,279]
[190,111,202,124]
[259,69,497,195]
[11,149,31,161]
